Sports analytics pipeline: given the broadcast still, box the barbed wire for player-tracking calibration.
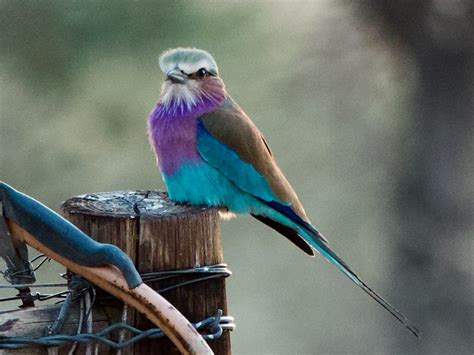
[0,310,235,350]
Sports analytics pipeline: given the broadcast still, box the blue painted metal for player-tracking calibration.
[0,182,142,289]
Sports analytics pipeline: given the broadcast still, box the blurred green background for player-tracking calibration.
[1,1,472,354]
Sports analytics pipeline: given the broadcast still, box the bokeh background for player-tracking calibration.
[1,1,473,354]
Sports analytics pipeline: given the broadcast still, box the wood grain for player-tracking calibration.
[61,191,230,355]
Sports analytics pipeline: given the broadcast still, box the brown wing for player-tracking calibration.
[200,96,309,222]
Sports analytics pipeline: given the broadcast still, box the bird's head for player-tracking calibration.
[157,48,226,116]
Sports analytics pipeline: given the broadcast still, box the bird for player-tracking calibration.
[147,47,420,338]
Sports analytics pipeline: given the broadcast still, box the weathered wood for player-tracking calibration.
[0,303,109,355]
[61,191,139,355]
[61,191,231,355]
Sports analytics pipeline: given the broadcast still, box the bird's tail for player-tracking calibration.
[255,199,420,337]
[302,227,421,338]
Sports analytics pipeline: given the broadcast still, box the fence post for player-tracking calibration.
[61,190,231,355]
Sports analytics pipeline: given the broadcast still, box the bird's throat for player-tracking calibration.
[155,79,225,119]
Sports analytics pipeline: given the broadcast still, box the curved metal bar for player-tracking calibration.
[0,182,141,289]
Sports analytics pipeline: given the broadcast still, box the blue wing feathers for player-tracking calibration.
[196,120,279,203]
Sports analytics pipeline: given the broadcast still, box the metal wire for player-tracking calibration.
[0,255,70,304]
[0,282,68,289]
[140,263,231,293]
[0,262,231,297]
[32,255,50,271]
[0,290,69,303]
[0,259,234,350]
[0,310,235,349]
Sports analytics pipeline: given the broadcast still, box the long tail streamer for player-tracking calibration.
[307,230,421,338]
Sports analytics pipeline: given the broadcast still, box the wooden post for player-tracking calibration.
[61,190,231,355]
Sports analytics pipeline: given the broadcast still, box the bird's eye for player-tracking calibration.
[196,68,208,79]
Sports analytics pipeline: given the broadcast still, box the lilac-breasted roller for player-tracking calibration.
[148,48,419,337]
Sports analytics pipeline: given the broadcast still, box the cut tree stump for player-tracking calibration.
[61,190,231,355]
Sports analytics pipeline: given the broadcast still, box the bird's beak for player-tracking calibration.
[166,69,187,84]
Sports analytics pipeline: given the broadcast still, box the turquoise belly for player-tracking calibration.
[163,161,254,213]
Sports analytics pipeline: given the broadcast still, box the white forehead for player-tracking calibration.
[159,48,219,75]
